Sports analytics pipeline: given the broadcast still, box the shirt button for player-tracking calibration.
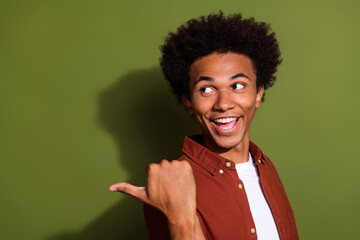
[225,162,231,167]
[258,159,262,163]
[237,184,243,189]
[250,228,256,234]
[219,169,224,174]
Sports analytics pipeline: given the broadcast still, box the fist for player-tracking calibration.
[109,160,196,222]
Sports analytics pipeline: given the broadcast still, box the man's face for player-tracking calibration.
[183,52,264,151]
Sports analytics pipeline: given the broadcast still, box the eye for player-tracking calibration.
[200,86,214,93]
[232,83,244,90]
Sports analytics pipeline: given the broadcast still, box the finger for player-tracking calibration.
[109,182,148,203]
[145,162,159,176]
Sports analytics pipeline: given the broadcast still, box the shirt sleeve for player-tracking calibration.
[143,203,171,240]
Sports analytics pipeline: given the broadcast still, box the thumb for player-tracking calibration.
[109,182,148,203]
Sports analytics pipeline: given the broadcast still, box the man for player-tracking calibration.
[109,12,299,240]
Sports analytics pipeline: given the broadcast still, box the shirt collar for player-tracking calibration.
[182,134,265,176]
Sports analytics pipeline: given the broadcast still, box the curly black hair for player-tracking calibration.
[160,11,282,102]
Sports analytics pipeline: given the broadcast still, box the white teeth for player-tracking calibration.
[214,117,237,123]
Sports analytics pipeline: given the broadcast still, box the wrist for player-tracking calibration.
[167,212,198,240]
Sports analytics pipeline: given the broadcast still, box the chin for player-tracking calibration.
[211,134,245,150]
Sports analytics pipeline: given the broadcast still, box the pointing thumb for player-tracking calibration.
[109,182,148,203]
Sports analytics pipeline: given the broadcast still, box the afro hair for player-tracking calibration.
[160,11,282,102]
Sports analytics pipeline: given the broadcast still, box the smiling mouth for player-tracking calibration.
[212,117,239,130]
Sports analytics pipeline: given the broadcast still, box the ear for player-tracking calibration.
[182,95,194,115]
[255,86,264,109]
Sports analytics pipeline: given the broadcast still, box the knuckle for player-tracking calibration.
[181,160,190,167]
[121,183,130,194]
[160,159,169,166]
[146,163,157,171]
[183,161,193,171]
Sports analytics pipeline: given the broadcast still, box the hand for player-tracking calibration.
[109,160,205,240]
[109,160,196,222]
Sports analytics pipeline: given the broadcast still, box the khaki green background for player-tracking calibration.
[1,0,359,239]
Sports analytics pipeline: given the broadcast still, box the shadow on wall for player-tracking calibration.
[47,67,199,240]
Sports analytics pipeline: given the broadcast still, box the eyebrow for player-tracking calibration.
[231,73,250,80]
[194,73,250,86]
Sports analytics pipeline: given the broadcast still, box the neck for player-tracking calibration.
[202,134,250,164]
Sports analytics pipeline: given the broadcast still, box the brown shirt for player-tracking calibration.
[144,135,299,240]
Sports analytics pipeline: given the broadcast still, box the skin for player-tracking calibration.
[109,160,204,240]
[183,52,264,163]
[109,52,263,239]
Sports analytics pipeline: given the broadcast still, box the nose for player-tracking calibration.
[213,90,235,112]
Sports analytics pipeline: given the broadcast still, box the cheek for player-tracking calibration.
[236,96,256,110]
[191,96,214,115]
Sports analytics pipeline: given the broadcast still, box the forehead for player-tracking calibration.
[189,52,256,81]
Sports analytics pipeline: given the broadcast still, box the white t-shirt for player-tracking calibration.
[235,153,280,240]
